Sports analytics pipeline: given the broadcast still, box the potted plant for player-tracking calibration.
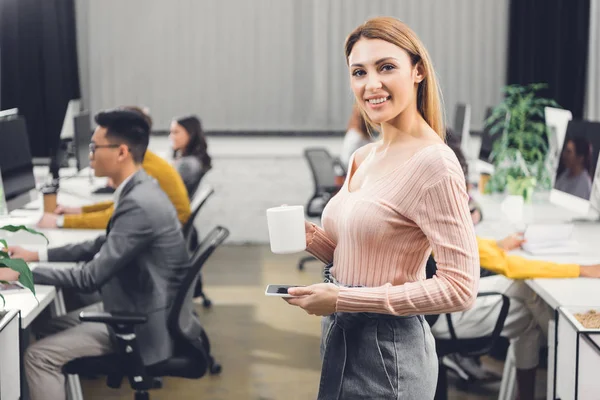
[483,83,560,201]
[0,225,47,307]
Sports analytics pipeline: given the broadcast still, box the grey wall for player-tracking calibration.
[75,0,509,131]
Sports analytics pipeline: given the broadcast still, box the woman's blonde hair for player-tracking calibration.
[345,17,445,140]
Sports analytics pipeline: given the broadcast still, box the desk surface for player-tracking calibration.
[474,192,600,310]
[527,278,600,310]
[1,285,56,329]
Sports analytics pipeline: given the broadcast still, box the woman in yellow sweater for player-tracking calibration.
[36,107,191,230]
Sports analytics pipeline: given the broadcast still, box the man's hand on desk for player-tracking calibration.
[6,246,39,262]
[0,267,20,281]
[579,265,600,278]
[55,205,82,215]
[37,213,58,229]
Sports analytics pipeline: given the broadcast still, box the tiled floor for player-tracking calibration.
[82,245,546,399]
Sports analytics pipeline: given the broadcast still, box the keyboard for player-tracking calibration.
[92,186,115,195]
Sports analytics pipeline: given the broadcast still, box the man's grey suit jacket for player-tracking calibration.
[33,169,200,365]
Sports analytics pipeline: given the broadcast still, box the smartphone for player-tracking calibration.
[264,284,304,298]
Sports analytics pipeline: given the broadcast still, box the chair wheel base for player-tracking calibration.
[210,362,222,375]
[298,264,305,271]
[456,378,469,391]
[134,391,150,400]
[202,298,212,308]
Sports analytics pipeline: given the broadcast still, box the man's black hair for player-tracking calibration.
[94,108,150,163]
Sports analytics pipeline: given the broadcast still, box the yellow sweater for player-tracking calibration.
[477,237,580,279]
[63,151,191,229]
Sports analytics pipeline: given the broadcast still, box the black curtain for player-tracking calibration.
[0,0,80,157]
[507,0,590,118]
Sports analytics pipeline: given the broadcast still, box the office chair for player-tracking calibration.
[63,226,229,400]
[183,185,215,252]
[424,256,511,400]
[182,185,215,307]
[298,148,343,271]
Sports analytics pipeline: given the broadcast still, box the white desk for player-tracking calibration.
[1,178,106,400]
[474,192,600,400]
[1,286,57,329]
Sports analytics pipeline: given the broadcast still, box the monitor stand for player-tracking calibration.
[571,215,600,223]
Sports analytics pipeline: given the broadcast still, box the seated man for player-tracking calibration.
[429,139,600,400]
[37,107,191,229]
[3,109,200,400]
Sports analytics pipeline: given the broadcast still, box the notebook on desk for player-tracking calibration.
[0,282,25,293]
[522,223,579,255]
[0,214,41,227]
[522,240,580,255]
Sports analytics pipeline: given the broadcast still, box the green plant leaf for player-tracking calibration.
[0,239,7,250]
[0,292,4,307]
[0,225,48,244]
[484,83,557,193]
[0,251,8,259]
[0,259,36,298]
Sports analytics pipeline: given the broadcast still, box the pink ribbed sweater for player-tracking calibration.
[306,143,479,316]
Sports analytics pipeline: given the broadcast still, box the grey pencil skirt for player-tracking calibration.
[319,266,438,399]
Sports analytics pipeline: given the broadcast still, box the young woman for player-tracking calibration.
[285,17,479,398]
[169,115,212,197]
[555,136,593,200]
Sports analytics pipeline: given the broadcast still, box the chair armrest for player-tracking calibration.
[79,311,152,391]
[79,311,148,326]
[446,291,510,342]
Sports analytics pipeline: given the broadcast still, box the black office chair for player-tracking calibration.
[182,185,216,307]
[183,185,215,252]
[424,256,511,400]
[63,226,230,400]
[298,148,343,271]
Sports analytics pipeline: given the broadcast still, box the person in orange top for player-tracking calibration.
[36,108,191,229]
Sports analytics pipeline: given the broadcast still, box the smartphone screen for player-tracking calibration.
[265,284,304,297]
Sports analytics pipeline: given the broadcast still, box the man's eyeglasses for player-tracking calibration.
[89,143,120,154]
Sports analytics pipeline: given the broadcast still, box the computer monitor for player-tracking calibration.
[0,116,38,211]
[59,99,82,140]
[453,103,471,155]
[550,120,600,214]
[73,111,92,171]
[478,107,494,162]
[0,108,18,120]
[545,107,573,184]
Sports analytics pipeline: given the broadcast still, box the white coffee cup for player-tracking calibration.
[266,205,306,254]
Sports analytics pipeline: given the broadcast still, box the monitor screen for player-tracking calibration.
[73,112,92,171]
[479,107,494,161]
[0,117,37,206]
[553,120,600,202]
[59,99,81,140]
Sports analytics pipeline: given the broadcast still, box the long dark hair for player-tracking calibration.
[570,136,592,174]
[173,115,212,170]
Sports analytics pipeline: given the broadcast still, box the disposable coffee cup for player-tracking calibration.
[266,205,306,254]
[41,185,58,213]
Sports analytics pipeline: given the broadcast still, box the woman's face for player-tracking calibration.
[169,121,190,151]
[562,140,580,170]
[348,38,423,125]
